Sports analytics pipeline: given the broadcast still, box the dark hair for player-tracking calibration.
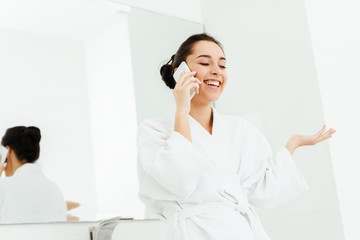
[1,126,41,163]
[160,33,224,89]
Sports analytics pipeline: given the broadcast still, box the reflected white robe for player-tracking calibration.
[0,163,66,223]
[137,108,309,240]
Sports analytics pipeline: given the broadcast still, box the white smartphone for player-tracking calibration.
[173,61,196,99]
[0,146,8,166]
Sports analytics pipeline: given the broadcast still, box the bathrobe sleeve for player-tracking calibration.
[240,122,309,208]
[137,119,209,200]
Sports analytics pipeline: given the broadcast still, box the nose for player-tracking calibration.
[211,64,221,75]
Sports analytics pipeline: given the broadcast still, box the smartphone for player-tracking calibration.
[0,146,8,166]
[173,61,196,99]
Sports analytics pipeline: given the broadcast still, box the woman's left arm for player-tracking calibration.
[286,125,336,155]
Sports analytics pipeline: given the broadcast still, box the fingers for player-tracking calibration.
[0,162,7,177]
[67,214,80,222]
[316,128,336,143]
[316,125,327,136]
[174,72,202,96]
[176,71,197,87]
[66,201,80,211]
[183,77,202,94]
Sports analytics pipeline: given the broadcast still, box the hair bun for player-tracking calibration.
[21,126,41,145]
[160,64,176,89]
[26,126,41,143]
[2,126,41,163]
[160,54,177,89]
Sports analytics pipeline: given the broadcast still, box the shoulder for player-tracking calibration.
[138,113,174,136]
[220,114,260,134]
[221,114,248,127]
[218,113,269,145]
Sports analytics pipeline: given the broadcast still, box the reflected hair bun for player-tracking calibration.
[1,126,41,163]
[23,126,41,144]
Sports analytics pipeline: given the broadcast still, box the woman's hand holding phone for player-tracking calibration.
[172,61,202,142]
[173,71,202,114]
[173,71,201,142]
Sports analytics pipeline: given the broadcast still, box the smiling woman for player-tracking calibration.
[136,33,335,240]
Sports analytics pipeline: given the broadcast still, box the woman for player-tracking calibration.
[137,33,335,240]
[0,126,67,223]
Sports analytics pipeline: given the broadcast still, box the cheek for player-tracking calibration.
[222,76,228,88]
[194,70,207,81]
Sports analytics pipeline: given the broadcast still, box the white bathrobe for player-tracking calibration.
[137,108,309,240]
[0,163,66,223]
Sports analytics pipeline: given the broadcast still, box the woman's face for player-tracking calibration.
[185,40,228,103]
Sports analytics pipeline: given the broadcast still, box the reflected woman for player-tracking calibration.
[137,33,335,240]
[0,126,67,223]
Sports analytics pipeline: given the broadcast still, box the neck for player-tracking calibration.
[13,161,25,173]
[190,102,213,133]
[10,159,26,176]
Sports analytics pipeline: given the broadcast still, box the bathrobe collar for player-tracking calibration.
[13,163,41,177]
[188,106,220,137]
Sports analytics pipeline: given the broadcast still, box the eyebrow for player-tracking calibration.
[196,55,226,61]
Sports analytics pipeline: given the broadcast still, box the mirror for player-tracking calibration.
[0,0,203,222]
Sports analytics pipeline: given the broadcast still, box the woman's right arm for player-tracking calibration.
[172,71,201,142]
[137,120,209,200]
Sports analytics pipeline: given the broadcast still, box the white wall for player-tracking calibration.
[201,0,344,239]
[304,1,360,239]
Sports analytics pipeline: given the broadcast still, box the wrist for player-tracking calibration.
[286,135,300,155]
[175,110,189,118]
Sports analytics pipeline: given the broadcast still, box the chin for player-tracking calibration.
[203,94,221,103]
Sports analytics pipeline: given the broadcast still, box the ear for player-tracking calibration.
[5,146,12,157]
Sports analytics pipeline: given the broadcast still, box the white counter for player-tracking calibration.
[0,219,166,240]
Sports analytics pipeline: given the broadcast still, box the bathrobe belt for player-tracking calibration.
[163,191,270,240]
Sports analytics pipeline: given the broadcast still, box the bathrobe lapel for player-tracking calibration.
[189,108,237,189]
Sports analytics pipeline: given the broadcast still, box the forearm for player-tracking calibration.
[286,135,300,155]
[174,111,192,142]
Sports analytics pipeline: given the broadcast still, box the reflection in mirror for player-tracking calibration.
[0,0,203,223]
[0,126,67,224]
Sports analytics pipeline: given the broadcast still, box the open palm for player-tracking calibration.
[297,125,335,146]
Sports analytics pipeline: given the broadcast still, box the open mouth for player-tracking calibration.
[204,79,221,88]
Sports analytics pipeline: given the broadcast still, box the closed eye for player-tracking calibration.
[200,63,226,69]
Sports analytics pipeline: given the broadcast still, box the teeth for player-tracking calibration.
[205,81,220,86]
